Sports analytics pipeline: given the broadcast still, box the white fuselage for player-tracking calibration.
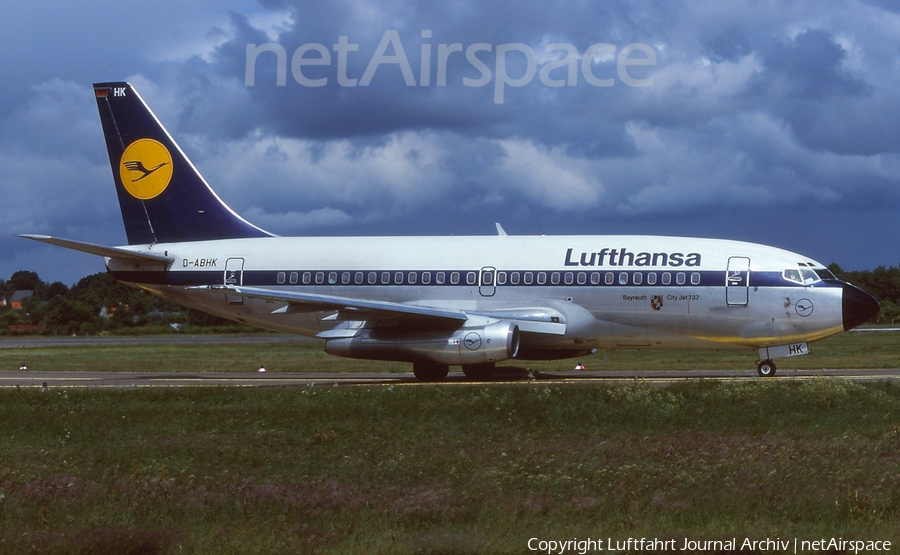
[107,234,849,355]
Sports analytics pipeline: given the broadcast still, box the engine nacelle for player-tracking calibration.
[324,321,520,366]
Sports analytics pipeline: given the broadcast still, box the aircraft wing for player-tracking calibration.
[207,285,566,335]
[218,285,468,324]
[18,234,174,265]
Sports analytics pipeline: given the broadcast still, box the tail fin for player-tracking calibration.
[93,82,271,244]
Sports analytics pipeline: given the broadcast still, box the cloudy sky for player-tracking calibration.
[2,0,899,285]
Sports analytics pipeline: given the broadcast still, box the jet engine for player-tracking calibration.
[324,321,520,366]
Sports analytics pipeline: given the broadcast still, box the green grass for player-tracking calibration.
[1,380,900,553]
[1,329,898,374]
[0,338,408,374]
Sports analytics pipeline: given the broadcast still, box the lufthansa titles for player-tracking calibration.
[565,248,701,268]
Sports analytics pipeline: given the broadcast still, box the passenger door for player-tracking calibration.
[224,257,244,304]
[726,257,750,306]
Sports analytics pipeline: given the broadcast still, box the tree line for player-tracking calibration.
[1,264,898,336]
[828,263,900,324]
[0,271,243,336]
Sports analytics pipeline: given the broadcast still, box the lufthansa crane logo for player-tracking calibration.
[795,298,814,317]
[119,138,173,199]
[463,332,482,350]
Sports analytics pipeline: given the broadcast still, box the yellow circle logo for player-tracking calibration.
[119,138,173,200]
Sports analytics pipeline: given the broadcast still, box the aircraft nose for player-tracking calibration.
[842,282,880,331]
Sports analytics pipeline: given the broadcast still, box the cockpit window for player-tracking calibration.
[783,269,802,284]
[815,268,837,281]
[799,269,819,284]
[783,268,821,285]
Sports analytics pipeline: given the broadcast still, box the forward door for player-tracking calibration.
[726,257,750,306]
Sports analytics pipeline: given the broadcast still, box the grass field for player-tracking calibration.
[0,332,898,554]
[1,328,899,374]
[1,381,899,553]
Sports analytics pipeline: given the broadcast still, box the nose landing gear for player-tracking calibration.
[756,359,777,377]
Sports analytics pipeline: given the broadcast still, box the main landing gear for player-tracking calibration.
[756,359,777,377]
[461,363,496,381]
[412,362,450,382]
[411,362,497,382]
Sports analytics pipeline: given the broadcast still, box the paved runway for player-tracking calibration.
[2,333,897,388]
[0,334,310,349]
[1,367,898,389]
[1,328,892,351]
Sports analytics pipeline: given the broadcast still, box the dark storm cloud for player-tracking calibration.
[739,28,898,156]
[861,0,900,13]
[134,1,900,246]
[201,1,664,144]
[2,0,900,285]
[753,29,870,99]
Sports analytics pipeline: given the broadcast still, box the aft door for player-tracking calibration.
[726,257,750,306]
[224,257,244,304]
[479,267,497,297]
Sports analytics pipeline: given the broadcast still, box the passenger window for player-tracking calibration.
[422,272,431,284]
[408,272,417,285]
[329,272,338,284]
[551,272,560,285]
[355,272,364,284]
[647,272,657,285]
[661,272,671,285]
[368,272,377,284]
[510,272,520,285]
[341,272,351,284]
[303,272,311,284]
[436,272,446,284]
[290,272,299,284]
[676,272,686,285]
[394,272,404,284]
[577,272,586,285]
[497,272,507,285]
[691,272,700,285]
[381,272,390,284]
[450,272,460,285]
[633,272,642,285]
[590,272,600,285]
[316,272,325,284]
[537,272,547,285]
[619,272,628,285]
[524,272,533,285]
[467,272,477,285]
[277,272,285,284]
[605,272,614,285]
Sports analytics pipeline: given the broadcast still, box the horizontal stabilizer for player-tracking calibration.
[17,234,174,265]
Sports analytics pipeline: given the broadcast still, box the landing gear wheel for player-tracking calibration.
[412,362,450,382]
[462,363,496,380]
[757,360,777,377]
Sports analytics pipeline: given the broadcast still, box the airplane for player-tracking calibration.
[19,82,880,381]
